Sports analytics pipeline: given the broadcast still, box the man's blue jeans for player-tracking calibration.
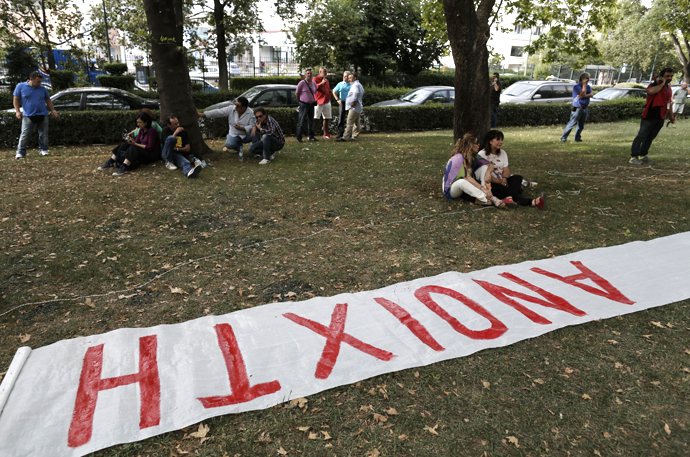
[248,134,284,160]
[17,115,49,156]
[490,104,499,128]
[161,135,193,174]
[224,132,256,152]
[631,118,665,158]
[296,102,315,140]
[561,108,588,142]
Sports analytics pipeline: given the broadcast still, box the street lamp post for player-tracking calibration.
[649,31,668,81]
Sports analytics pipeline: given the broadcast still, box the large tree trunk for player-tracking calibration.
[670,33,690,84]
[142,0,211,155]
[214,0,229,91]
[442,0,494,142]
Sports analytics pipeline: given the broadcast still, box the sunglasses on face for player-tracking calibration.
[255,114,263,119]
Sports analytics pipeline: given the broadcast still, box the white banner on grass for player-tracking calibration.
[2,233,690,456]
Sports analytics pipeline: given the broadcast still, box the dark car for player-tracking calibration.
[370,86,455,107]
[203,84,299,111]
[590,87,647,103]
[49,87,159,111]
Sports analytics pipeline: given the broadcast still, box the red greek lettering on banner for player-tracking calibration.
[68,335,160,448]
[197,323,281,408]
[532,261,635,305]
[474,272,586,325]
[414,285,507,340]
[373,297,445,351]
[283,303,395,379]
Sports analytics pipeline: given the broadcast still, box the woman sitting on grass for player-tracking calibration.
[98,112,161,177]
[442,133,506,208]
[478,129,546,210]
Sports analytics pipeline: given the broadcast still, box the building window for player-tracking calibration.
[514,24,524,34]
[510,46,525,57]
[534,26,542,36]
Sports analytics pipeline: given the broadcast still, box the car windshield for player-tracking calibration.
[240,87,263,100]
[110,88,149,103]
[593,89,627,100]
[400,88,432,102]
[502,83,536,97]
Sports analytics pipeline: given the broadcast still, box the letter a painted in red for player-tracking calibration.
[197,323,281,408]
[414,286,507,340]
[532,261,635,305]
[68,335,160,448]
[283,303,395,379]
[474,272,586,325]
[373,297,445,351]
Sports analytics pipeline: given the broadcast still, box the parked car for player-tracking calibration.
[670,84,690,99]
[46,87,158,112]
[203,84,299,111]
[190,77,218,92]
[590,87,647,103]
[370,86,455,107]
[229,62,241,77]
[500,80,577,104]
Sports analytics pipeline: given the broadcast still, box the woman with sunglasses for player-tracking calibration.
[478,130,546,210]
[443,133,506,208]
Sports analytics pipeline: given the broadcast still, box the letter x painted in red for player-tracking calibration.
[283,303,395,379]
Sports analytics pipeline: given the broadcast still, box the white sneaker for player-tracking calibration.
[15,152,25,159]
[270,154,275,161]
[39,150,50,156]
[259,159,271,165]
[165,160,178,170]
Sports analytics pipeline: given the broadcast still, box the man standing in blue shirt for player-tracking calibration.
[561,72,593,143]
[332,71,351,139]
[337,73,364,142]
[13,71,58,159]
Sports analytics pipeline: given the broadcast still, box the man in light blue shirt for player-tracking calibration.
[13,71,58,159]
[332,71,351,139]
[337,73,364,142]
[561,72,593,143]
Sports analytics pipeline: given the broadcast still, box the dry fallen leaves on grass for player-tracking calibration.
[169,285,188,295]
[424,424,439,435]
[664,423,671,435]
[482,381,491,389]
[321,431,332,440]
[365,449,380,457]
[296,426,310,432]
[507,436,519,448]
[277,446,288,455]
[373,413,388,423]
[385,407,399,415]
[186,423,210,444]
[582,394,592,400]
[308,432,318,440]
[398,434,408,441]
[18,334,31,343]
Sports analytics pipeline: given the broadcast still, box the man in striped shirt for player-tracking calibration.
[249,107,285,164]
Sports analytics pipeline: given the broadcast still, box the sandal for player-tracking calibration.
[475,198,493,206]
[491,197,507,210]
[533,192,547,210]
[502,196,518,209]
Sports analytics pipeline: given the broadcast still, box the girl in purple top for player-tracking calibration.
[442,133,506,208]
[98,112,161,176]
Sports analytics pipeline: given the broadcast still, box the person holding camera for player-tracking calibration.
[630,68,676,164]
[97,111,161,176]
[561,72,593,143]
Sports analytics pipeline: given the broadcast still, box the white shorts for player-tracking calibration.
[673,103,685,114]
[314,102,332,119]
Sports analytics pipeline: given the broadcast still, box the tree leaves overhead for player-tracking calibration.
[287,0,444,76]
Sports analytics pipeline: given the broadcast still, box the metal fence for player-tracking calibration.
[495,63,658,84]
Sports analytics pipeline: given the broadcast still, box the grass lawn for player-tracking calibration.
[1,119,689,456]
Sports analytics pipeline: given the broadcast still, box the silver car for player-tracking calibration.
[500,80,577,104]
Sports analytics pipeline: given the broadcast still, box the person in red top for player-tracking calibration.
[313,67,333,139]
[630,67,675,164]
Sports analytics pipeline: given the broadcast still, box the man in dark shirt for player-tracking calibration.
[630,68,675,164]
[161,116,202,178]
[490,73,502,128]
[249,107,285,164]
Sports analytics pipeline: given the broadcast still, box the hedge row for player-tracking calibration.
[1,98,674,149]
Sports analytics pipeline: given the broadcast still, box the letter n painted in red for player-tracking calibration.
[197,323,281,408]
[414,286,507,339]
[68,335,160,448]
[532,261,635,305]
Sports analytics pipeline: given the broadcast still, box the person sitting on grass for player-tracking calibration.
[478,129,546,210]
[98,112,161,176]
[160,116,202,178]
[248,107,285,165]
[442,133,506,209]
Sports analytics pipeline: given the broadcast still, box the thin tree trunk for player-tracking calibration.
[215,0,229,91]
[142,0,211,156]
[670,33,690,84]
[442,0,495,142]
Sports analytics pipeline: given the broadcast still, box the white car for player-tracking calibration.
[229,62,241,77]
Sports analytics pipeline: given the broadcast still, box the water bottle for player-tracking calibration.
[238,149,244,162]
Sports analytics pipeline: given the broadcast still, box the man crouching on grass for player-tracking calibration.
[161,116,202,178]
[248,108,285,165]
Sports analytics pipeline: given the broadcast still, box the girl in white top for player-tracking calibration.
[477,130,546,210]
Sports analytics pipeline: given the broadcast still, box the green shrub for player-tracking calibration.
[50,70,75,91]
[192,91,240,109]
[102,63,128,76]
[148,76,157,91]
[97,75,136,91]
[0,93,15,110]
[499,74,532,88]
